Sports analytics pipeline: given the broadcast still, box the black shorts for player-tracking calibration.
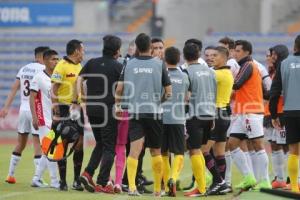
[210,109,230,142]
[186,117,213,150]
[285,116,300,144]
[128,118,163,149]
[162,124,185,155]
[58,104,85,135]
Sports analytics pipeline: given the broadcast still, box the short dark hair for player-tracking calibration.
[165,47,180,65]
[183,43,200,61]
[135,33,151,53]
[235,40,252,55]
[43,49,58,59]
[66,39,82,56]
[215,46,229,58]
[295,35,300,51]
[102,35,122,56]
[184,38,202,51]
[34,46,50,56]
[204,45,216,51]
[151,38,164,44]
[219,37,235,49]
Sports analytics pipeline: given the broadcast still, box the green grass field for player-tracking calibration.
[0,138,290,200]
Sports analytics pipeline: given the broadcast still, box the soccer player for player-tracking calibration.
[269,35,300,193]
[151,38,164,60]
[218,37,240,78]
[115,33,172,196]
[264,45,289,189]
[161,47,190,197]
[30,49,60,188]
[204,46,216,67]
[228,40,270,190]
[51,39,85,191]
[201,46,233,195]
[76,35,123,194]
[180,39,208,73]
[0,46,49,184]
[182,43,216,197]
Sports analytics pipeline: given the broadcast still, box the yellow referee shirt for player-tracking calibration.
[51,57,82,104]
[215,66,234,108]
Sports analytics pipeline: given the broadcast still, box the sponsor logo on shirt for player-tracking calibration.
[66,73,76,77]
[290,63,300,69]
[133,68,153,74]
[196,71,210,77]
[171,78,183,84]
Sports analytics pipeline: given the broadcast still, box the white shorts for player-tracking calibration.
[17,110,37,135]
[230,114,264,139]
[264,127,286,144]
[37,126,51,143]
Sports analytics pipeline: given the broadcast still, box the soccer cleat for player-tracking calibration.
[184,188,204,197]
[167,178,177,197]
[114,184,122,194]
[95,182,114,194]
[72,179,84,191]
[139,174,153,186]
[59,181,68,191]
[272,180,287,189]
[50,181,60,189]
[31,178,49,188]
[253,180,272,190]
[80,171,95,193]
[205,181,229,195]
[235,174,256,190]
[128,190,141,196]
[5,176,16,184]
[122,184,129,192]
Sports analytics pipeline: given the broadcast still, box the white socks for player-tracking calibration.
[272,150,285,181]
[231,148,251,176]
[33,155,48,181]
[47,160,59,186]
[249,150,259,179]
[225,151,232,185]
[245,151,254,174]
[256,149,270,182]
[8,154,21,176]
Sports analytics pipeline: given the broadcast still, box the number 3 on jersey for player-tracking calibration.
[23,80,30,97]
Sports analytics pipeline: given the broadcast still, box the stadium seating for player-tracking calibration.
[0,33,134,108]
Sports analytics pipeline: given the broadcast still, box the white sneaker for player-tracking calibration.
[31,178,49,188]
[50,180,60,189]
[128,190,141,196]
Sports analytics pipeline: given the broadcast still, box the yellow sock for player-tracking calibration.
[199,152,206,190]
[191,154,206,194]
[162,155,171,192]
[152,155,163,193]
[288,154,299,192]
[171,155,184,182]
[127,156,138,191]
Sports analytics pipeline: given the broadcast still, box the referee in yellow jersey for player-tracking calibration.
[51,39,85,191]
[201,46,233,195]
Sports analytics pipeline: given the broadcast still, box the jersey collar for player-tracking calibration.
[43,70,51,78]
[214,66,230,70]
[64,56,76,64]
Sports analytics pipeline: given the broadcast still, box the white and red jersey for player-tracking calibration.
[16,62,45,111]
[227,58,240,79]
[30,70,52,128]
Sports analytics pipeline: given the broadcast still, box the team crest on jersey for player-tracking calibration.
[52,73,62,80]
[66,73,76,77]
